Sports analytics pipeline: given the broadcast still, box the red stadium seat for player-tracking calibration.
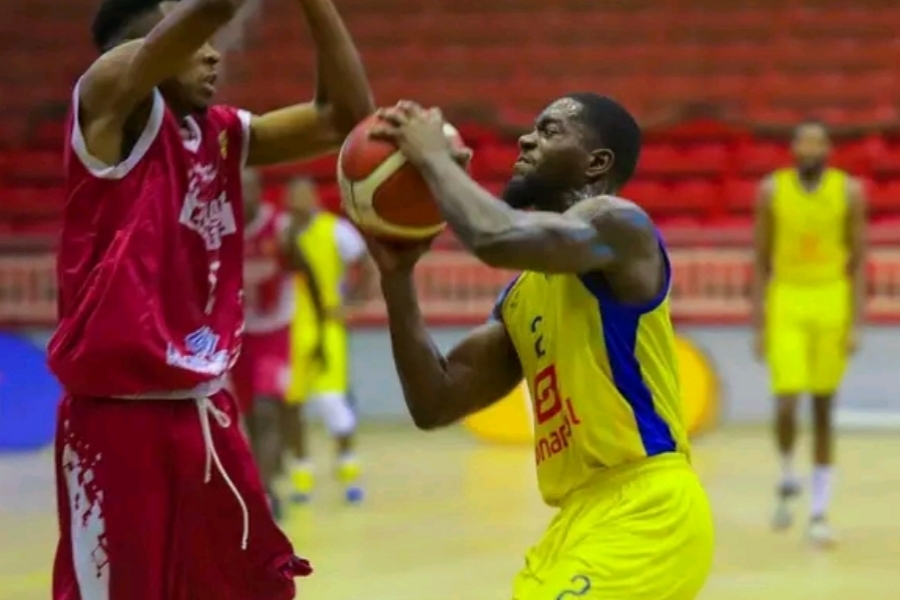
[635,145,686,178]
[869,142,900,177]
[670,179,721,216]
[868,180,900,215]
[722,179,759,215]
[5,151,63,184]
[831,137,887,173]
[0,187,63,218]
[470,145,519,181]
[734,142,791,177]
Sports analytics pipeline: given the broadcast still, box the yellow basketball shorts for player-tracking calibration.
[765,279,851,395]
[512,454,714,600]
[286,318,349,404]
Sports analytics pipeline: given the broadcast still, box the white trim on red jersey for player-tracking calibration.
[70,79,166,180]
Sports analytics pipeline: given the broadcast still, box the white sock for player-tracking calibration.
[781,453,796,484]
[338,452,357,465]
[810,465,833,518]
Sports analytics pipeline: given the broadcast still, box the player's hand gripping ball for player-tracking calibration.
[338,101,472,241]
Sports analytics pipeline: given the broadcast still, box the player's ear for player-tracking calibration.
[586,148,613,180]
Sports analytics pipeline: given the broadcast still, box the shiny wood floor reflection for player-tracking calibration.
[3,425,900,600]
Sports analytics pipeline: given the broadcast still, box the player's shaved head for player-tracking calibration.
[503,92,641,211]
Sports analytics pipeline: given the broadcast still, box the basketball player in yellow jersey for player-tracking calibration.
[752,120,867,547]
[282,177,375,503]
[364,96,714,599]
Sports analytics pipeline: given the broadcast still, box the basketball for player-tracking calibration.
[337,112,467,240]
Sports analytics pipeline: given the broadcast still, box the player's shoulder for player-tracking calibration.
[570,195,652,228]
[79,41,143,97]
[843,174,866,199]
[205,105,252,131]
[572,195,656,246]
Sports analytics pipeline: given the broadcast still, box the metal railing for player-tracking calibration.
[5,246,900,326]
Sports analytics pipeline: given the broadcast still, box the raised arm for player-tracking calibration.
[243,0,374,166]
[370,103,660,276]
[846,177,868,350]
[416,153,658,273]
[751,176,774,359]
[80,0,245,163]
[369,242,523,429]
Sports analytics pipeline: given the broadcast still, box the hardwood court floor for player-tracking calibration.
[2,425,900,600]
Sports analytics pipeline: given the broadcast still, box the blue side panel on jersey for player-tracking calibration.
[488,274,521,324]
[577,236,676,456]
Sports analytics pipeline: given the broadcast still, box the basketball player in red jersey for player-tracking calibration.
[46,0,373,597]
[235,168,325,519]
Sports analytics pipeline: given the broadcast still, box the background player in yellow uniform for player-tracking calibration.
[365,96,714,600]
[283,177,375,503]
[752,120,867,547]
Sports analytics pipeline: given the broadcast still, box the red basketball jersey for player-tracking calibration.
[243,203,293,333]
[48,83,251,397]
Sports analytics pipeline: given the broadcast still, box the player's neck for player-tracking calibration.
[796,167,825,190]
[560,181,610,210]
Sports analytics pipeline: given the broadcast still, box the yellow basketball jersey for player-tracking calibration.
[770,168,849,285]
[294,211,345,323]
[496,246,690,507]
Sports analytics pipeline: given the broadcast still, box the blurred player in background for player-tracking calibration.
[282,176,375,503]
[234,169,325,519]
[47,0,373,597]
[752,119,867,547]
[367,97,714,599]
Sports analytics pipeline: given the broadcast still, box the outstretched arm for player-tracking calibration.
[244,0,374,166]
[371,104,658,274]
[416,152,658,273]
[79,0,247,164]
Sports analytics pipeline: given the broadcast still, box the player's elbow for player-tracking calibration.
[405,390,457,431]
[322,95,376,138]
[407,404,449,431]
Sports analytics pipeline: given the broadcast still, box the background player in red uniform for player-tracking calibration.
[47,0,373,598]
[235,168,325,518]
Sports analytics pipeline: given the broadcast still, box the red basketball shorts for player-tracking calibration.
[232,327,290,412]
[52,391,311,600]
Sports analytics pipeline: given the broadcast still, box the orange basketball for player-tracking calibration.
[338,112,467,240]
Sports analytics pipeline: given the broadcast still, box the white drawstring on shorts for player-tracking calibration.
[195,396,250,550]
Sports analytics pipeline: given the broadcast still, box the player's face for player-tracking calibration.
[156,2,221,113]
[792,124,830,174]
[503,98,593,211]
